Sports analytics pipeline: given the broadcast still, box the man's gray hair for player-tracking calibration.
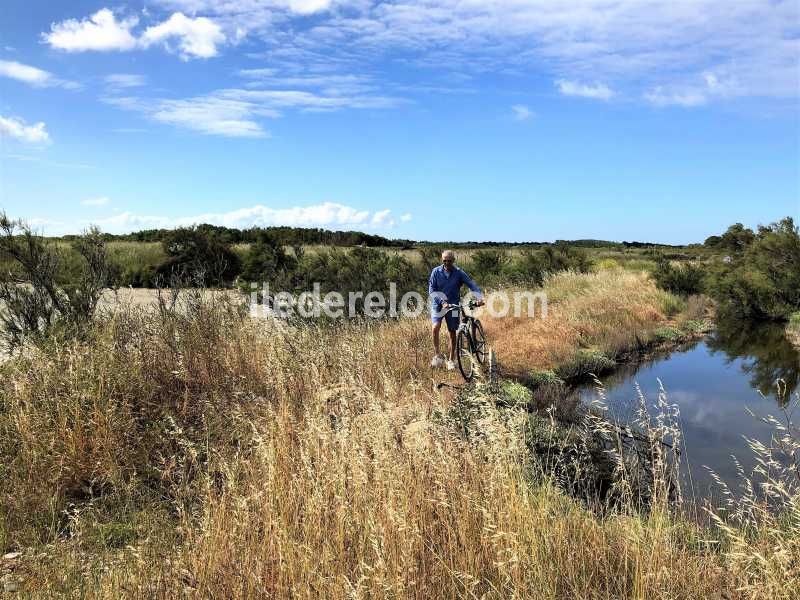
[441,249,455,260]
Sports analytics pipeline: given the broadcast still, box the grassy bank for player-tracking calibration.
[0,273,796,598]
[483,269,711,386]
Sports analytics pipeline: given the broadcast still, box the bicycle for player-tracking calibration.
[443,299,488,381]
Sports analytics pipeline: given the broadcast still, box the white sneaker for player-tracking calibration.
[430,355,444,368]
[446,359,456,371]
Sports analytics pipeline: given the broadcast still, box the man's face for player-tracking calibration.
[442,254,455,271]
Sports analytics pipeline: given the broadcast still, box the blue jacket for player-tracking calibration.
[428,265,482,313]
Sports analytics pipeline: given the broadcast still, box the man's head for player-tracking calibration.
[441,250,455,271]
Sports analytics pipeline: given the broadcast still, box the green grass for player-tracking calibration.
[554,349,616,380]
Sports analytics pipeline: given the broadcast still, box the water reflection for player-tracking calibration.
[707,319,799,402]
[574,320,799,503]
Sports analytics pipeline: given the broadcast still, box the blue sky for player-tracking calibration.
[1,0,798,243]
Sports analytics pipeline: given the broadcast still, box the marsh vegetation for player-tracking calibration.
[1,215,798,598]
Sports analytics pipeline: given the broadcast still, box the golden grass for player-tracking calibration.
[482,270,682,377]
[0,274,795,598]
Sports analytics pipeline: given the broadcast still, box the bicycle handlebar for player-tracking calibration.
[443,299,482,312]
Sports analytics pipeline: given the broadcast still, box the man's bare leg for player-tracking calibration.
[448,329,457,362]
[432,320,442,357]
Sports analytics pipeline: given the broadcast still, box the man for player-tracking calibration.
[429,250,484,370]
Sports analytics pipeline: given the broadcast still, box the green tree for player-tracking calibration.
[706,217,800,320]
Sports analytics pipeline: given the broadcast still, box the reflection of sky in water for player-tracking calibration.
[578,341,793,504]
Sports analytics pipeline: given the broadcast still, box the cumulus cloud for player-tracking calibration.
[0,115,50,144]
[89,202,402,233]
[43,8,225,60]
[140,12,225,59]
[512,104,533,120]
[556,80,615,101]
[400,213,412,223]
[81,196,111,206]
[43,8,138,52]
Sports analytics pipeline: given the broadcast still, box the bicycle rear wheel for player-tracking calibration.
[456,329,474,381]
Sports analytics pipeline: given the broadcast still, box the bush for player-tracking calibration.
[554,349,615,380]
[504,249,546,286]
[541,243,592,274]
[237,231,297,291]
[651,258,706,296]
[0,215,113,351]
[156,227,242,287]
[295,246,421,314]
[705,217,800,320]
[468,249,509,282]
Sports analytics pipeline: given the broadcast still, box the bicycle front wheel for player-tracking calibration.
[456,329,474,381]
[472,319,488,365]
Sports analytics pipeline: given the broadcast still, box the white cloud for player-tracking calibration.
[0,115,50,144]
[43,8,138,52]
[104,86,402,137]
[0,59,78,89]
[154,0,797,105]
[89,202,401,233]
[556,79,614,101]
[3,153,92,169]
[400,213,412,223]
[105,73,146,89]
[81,196,111,206]
[140,12,226,59]
[43,8,224,60]
[512,104,533,120]
[643,87,708,107]
[643,71,738,108]
[0,60,52,86]
[370,208,394,227]
[287,0,332,15]
[151,97,271,137]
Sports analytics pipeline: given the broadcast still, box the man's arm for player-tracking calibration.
[460,270,483,301]
[429,269,443,310]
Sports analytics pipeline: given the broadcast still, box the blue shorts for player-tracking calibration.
[432,310,460,332]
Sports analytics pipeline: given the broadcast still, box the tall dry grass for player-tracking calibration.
[481,270,699,378]
[0,276,795,598]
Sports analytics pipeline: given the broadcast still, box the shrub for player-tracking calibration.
[527,369,565,388]
[504,249,546,285]
[554,349,615,380]
[468,249,509,282]
[500,381,534,406]
[0,215,112,351]
[705,217,800,320]
[106,242,164,287]
[417,246,444,273]
[542,243,592,274]
[295,246,421,314]
[237,231,297,291]
[653,326,682,342]
[651,258,706,295]
[660,293,687,318]
[156,227,242,287]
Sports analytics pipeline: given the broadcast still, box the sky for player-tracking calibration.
[0,0,798,244]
